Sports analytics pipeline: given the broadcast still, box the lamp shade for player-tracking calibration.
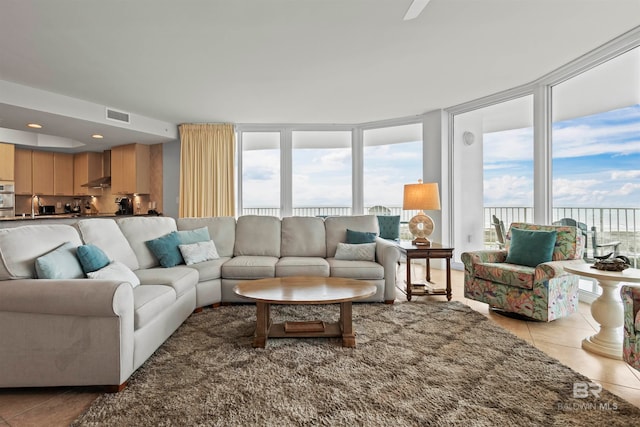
[403,181,441,211]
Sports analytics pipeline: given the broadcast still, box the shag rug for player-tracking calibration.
[73,302,640,426]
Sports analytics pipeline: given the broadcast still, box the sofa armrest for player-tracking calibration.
[622,285,640,336]
[0,279,133,317]
[375,237,402,302]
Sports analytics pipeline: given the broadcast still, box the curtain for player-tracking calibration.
[179,123,235,218]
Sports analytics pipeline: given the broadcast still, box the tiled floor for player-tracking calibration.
[1,267,639,426]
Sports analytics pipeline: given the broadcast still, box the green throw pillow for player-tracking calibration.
[177,227,211,245]
[377,215,400,240]
[346,229,377,244]
[35,242,85,279]
[76,244,110,274]
[145,231,183,268]
[506,228,557,267]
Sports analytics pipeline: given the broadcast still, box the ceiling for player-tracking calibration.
[0,0,639,151]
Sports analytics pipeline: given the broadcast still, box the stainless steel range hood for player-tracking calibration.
[81,150,111,188]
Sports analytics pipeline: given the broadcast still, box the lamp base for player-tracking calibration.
[411,237,432,246]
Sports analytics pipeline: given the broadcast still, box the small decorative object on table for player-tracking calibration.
[591,254,631,272]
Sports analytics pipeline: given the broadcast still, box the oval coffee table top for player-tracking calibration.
[564,264,640,283]
[233,276,377,304]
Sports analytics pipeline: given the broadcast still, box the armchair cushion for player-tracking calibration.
[505,228,557,267]
[474,262,535,290]
[507,223,582,260]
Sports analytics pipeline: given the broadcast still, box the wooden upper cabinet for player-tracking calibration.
[32,151,54,195]
[0,143,15,181]
[14,148,32,195]
[111,143,150,194]
[73,152,103,196]
[53,152,74,196]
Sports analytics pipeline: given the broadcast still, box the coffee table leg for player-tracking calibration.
[253,302,269,348]
[340,301,356,348]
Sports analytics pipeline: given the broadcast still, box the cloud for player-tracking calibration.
[611,170,640,180]
[483,175,533,206]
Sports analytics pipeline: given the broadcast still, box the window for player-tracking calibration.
[292,131,352,217]
[552,47,640,293]
[363,123,422,226]
[241,132,280,217]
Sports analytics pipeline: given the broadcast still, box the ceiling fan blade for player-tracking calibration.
[403,0,432,20]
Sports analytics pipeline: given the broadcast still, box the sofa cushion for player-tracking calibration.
[77,219,139,271]
[184,257,230,282]
[377,215,401,240]
[222,255,278,280]
[134,266,198,298]
[116,217,178,269]
[327,258,384,280]
[276,257,330,277]
[234,216,281,257]
[281,216,326,257]
[335,242,376,261]
[346,229,377,244]
[325,215,379,258]
[76,244,111,274]
[133,285,176,330]
[506,228,557,268]
[146,231,183,268]
[0,224,83,280]
[474,262,535,290]
[35,242,84,279]
[177,217,236,258]
[87,261,141,288]
[179,240,219,265]
[177,226,210,245]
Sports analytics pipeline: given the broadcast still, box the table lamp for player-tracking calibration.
[403,180,441,246]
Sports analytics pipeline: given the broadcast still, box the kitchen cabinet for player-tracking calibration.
[0,143,15,181]
[32,151,54,195]
[111,143,150,194]
[74,152,103,196]
[53,152,74,196]
[14,148,32,195]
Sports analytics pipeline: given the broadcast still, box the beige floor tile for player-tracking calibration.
[5,389,98,427]
[484,312,535,343]
[598,381,640,408]
[535,340,640,389]
[0,388,68,420]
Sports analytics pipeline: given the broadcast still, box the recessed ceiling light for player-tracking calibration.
[91,134,104,139]
[27,123,42,129]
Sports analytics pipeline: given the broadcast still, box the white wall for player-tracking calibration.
[163,139,180,219]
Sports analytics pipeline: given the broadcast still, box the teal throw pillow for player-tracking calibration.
[505,228,557,267]
[35,242,85,279]
[145,232,183,268]
[377,215,400,240]
[76,244,110,274]
[177,227,211,245]
[346,229,377,244]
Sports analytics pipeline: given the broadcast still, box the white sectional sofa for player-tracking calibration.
[0,214,400,390]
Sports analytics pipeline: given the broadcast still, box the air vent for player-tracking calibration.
[106,108,130,124]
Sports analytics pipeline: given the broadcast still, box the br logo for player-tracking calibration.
[573,382,602,399]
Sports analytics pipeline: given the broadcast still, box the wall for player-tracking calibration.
[163,139,180,219]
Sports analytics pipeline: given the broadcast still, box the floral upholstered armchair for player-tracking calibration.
[462,223,586,321]
[622,285,640,370]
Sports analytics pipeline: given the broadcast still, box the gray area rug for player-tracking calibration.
[73,302,640,426]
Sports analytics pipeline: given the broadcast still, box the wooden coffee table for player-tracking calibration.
[233,276,376,348]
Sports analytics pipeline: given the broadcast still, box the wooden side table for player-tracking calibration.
[398,241,454,301]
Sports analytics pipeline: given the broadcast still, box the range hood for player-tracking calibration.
[81,150,111,188]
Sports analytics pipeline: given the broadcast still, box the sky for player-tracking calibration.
[243,141,422,209]
[483,104,640,208]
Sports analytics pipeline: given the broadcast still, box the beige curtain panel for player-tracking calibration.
[179,123,235,218]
